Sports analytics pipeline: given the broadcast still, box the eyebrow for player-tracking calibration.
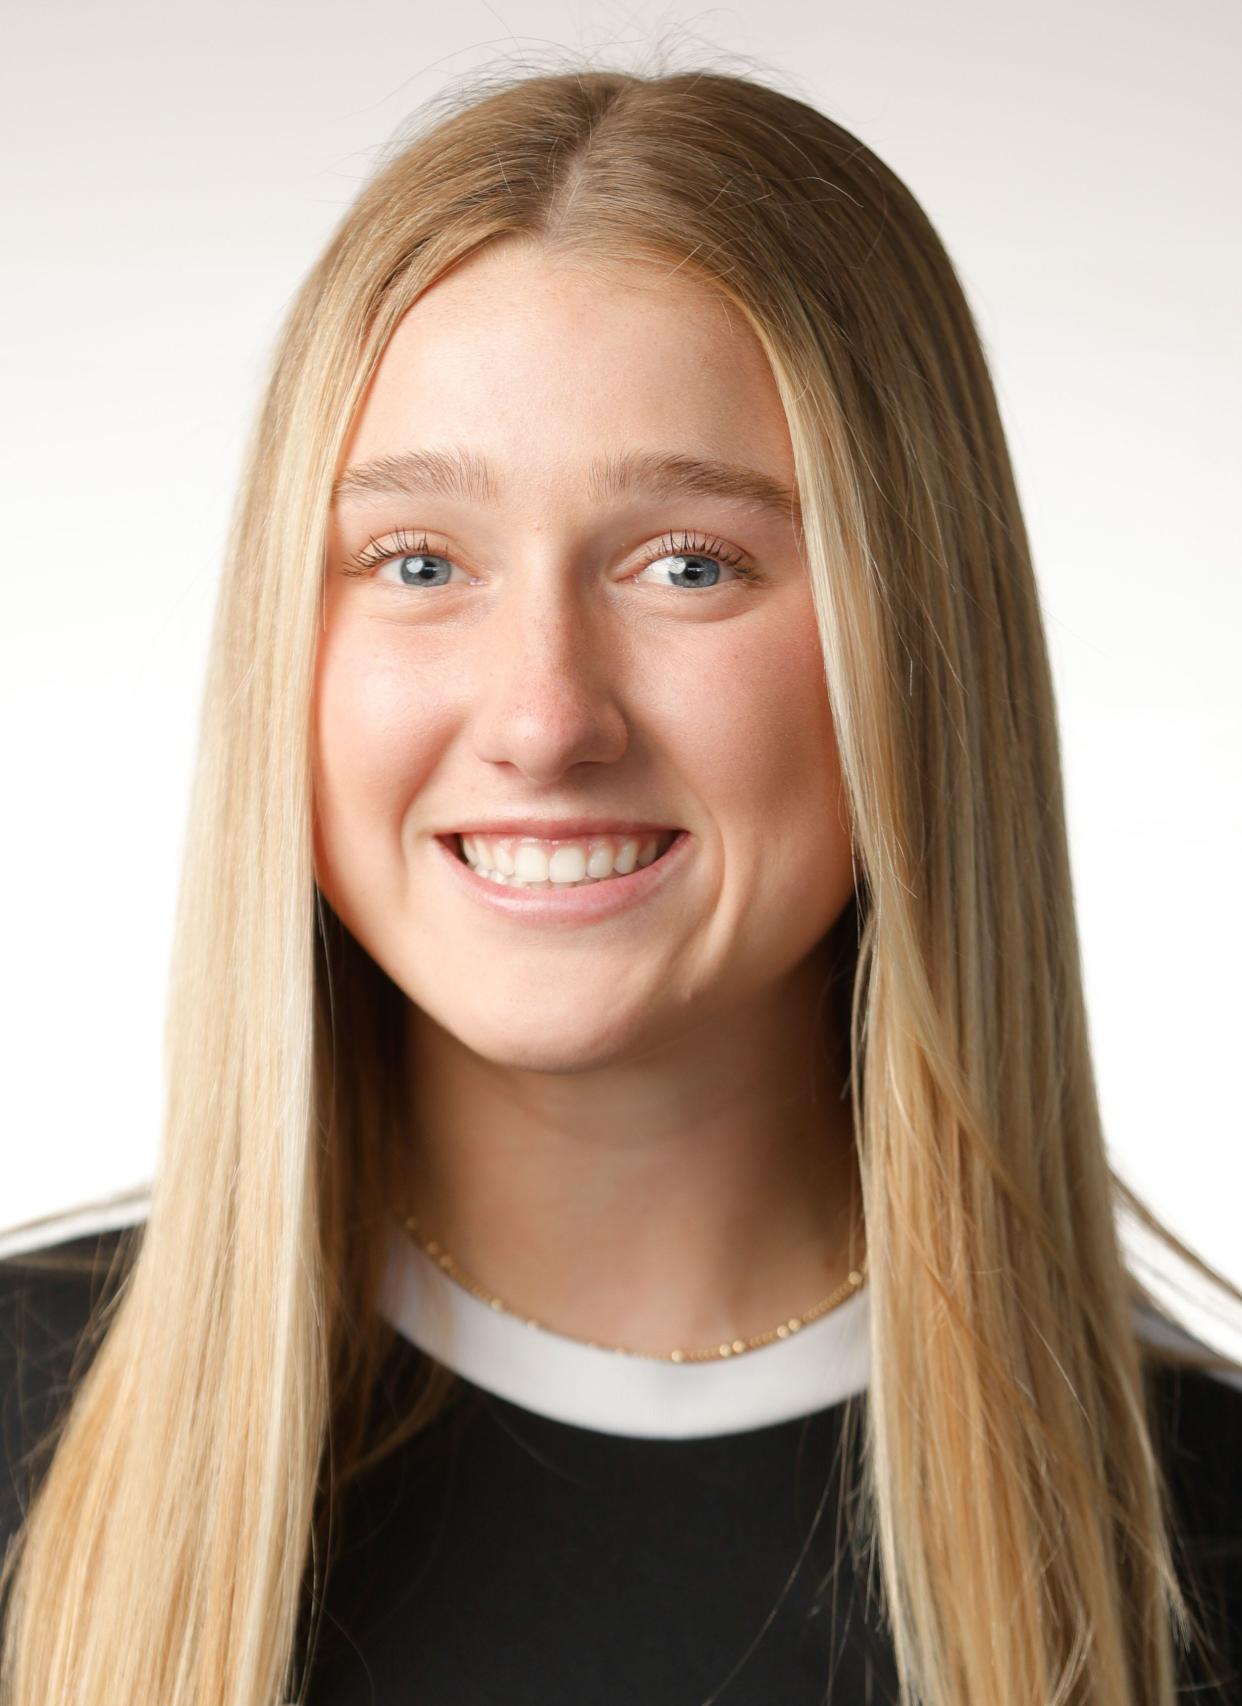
[330,445,799,525]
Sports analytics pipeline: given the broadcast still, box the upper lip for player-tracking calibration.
[437,818,682,839]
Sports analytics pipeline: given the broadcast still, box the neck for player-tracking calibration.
[399,948,864,1357]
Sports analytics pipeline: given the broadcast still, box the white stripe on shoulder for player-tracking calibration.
[1133,1296,1242,1394]
[0,1190,152,1262]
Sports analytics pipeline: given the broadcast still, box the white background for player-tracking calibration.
[2,2,1238,1343]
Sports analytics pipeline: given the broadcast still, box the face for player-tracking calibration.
[313,238,856,1074]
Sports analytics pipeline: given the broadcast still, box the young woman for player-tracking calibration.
[2,57,1240,1706]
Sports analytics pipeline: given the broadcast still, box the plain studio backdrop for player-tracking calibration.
[1,1,1238,1350]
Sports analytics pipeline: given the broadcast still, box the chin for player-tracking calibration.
[446,1009,648,1077]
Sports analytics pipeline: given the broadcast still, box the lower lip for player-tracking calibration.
[431,831,692,923]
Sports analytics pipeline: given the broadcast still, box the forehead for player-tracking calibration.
[339,242,795,494]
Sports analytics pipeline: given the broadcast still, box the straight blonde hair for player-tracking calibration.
[3,50,1240,1706]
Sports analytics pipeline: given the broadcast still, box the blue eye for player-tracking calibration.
[629,530,761,590]
[343,530,464,587]
[382,552,460,589]
[638,553,722,588]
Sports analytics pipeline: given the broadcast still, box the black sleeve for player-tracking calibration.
[1146,1359,1242,1702]
[0,1225,138,1569]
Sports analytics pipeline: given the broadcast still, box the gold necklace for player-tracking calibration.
[400,1211,868,1364]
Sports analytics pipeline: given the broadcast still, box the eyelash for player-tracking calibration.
[341,528,762,588]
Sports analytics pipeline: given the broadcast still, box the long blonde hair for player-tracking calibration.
[3,50,1240,1706]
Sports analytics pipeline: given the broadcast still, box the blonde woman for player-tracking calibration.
[2,56,1240,1706]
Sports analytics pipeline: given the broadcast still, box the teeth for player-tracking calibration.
[458,830,676,888]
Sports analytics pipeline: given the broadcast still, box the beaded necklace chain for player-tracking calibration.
[400,1211,867,1364]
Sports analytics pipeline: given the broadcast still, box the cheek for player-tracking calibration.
[677,613,851,921]
[685,617,843,824]
[311,629,442,904]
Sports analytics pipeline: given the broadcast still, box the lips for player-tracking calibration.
[431,826,692,922]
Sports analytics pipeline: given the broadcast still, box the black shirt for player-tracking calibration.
[2,1220,1240,1704]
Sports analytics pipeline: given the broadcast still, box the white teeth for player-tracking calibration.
[456,830,676,888]
[514,842,555,882]
[547,844,587,883]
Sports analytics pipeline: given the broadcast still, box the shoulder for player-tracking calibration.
[1145,1351,1242,1545]
[1138,1305,1242,1504]
[1138,1316,1242,1699]
[0,1209,144,1562]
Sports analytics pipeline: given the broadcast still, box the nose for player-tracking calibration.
[468,559,630,784]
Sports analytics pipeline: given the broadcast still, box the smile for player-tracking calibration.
[453,829,679,888]
[432,829,692,924]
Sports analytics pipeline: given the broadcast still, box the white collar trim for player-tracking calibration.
[376,1212,871,1438]
[376,1215,1239,1439]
